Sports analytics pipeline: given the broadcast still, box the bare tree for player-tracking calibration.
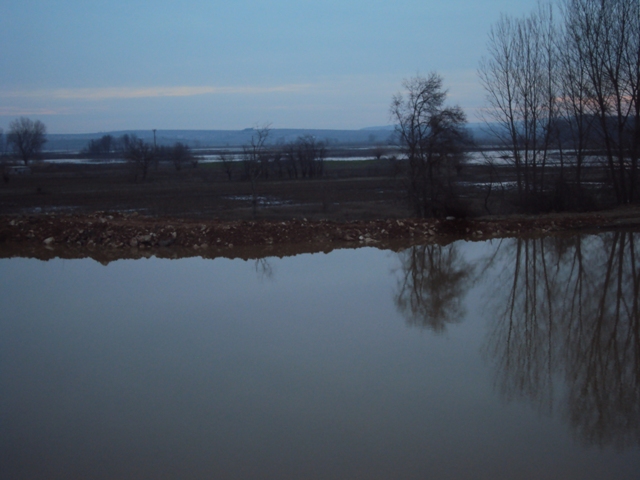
[391,73,468,217]
[218,152,235,180]
[6,117,47,165]
[562,0,640,204]
[283,142,298,179]
[557,6,597,208]
[242,124,271,216]
[124,136,155,182]
[169,142,195,171]
[83,134,116,157]
[114,134,132,156]
[478,4,560,210]
[372,145,386,161]
[295,135,326,178]
[480,1,640,210]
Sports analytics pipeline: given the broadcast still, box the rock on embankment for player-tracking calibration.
[1,209,630,253]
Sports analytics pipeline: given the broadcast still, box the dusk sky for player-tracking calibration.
[1,1,537,133]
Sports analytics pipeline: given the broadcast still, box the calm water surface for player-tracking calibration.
[1,233,639,479]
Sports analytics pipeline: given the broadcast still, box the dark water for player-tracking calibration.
[1,233,639,479]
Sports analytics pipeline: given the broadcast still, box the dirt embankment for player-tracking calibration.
[1,206,640,262]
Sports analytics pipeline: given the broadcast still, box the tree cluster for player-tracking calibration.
[82,134,198,179]
[479,0,640,210]
[216,130,327,182]
[6,117,47,165]
[83,134,118,157]
[155,142,197,171]
[122,135,155,182]
[391,73,469,218]
[217,126,328,216]
[278,134,327,179]
[238,130,327,182]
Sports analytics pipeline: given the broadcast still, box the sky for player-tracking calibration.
[0,1,538,134]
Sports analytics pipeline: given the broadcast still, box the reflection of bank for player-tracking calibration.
[484,233,640,449]
[394,244,473,333]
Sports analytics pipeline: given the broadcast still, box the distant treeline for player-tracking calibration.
[46,127,399,152]
[83,131,337,186]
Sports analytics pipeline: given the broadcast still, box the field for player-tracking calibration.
[1,153,617,221]
[0,159,414,220]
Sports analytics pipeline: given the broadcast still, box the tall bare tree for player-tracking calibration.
[478,3,560,210]
[557,5,597,207]
[83,135,116,157]
[481,1,640,209]
[294,135,326,178]
[562,0,640,204]
[124,136,155,182]
[391,73,468,217]
[168,142,195,171]
[218,152,235,180]
[6,117,47,165]
[242,124,271,216]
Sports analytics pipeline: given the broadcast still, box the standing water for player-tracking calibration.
[1,233,638,479]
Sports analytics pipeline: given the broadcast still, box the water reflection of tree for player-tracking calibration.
[564,233,640,448]
[395,244,473,333]
[486,233,640,448]
[485,237,562,412]
[254,258,274,282]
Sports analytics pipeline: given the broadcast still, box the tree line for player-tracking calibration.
[219,130,327,182]
[82,128,328,192]
[391,0,639,217]
[479,0,640,211]
[82,134,198,181]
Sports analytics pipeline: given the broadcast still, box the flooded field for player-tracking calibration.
[1,232,639,479]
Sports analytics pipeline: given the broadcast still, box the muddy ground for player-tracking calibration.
[1,160,639,261]
[0,160,411,220]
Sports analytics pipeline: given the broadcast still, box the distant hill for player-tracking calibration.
[360,125,396,131]
[44,124,502,152]
[45,128,400,152]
